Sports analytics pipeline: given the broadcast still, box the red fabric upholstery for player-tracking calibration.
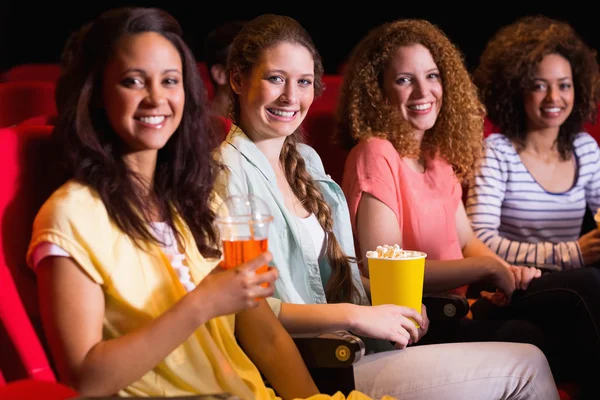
[557,382,579,400]
[0,125,59,382]
[583,103,600,144]
[0,379,77,399]
[197,62,214,101]
[0,258,55,384]
[214,115,232,141]
[302,108,348,185]
[302,75,347,184]
[312,75,342,114]
[18,114,58,127]
[483,117,498,138]
[2,64,62,83]
[0,81,57,128]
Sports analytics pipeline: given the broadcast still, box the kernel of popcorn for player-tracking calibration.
[366,250,379,258]
[366,244,405,259]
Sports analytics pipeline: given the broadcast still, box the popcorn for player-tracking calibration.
[366,244,415,259]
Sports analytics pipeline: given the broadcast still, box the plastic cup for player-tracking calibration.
[367,250,427,327]
[215,194,273,287]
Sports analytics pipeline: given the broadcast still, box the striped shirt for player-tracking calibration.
[467,132,600,269]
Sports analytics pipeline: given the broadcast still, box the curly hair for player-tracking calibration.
[53,7,222,258]
[227,14,361,304]
[335,19,485,182]
[473,15,600,160]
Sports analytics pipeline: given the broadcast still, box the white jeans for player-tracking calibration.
[354,342,559,400]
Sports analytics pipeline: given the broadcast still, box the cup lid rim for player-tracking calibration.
[215,214,274,224]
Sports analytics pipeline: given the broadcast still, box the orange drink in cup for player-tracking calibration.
[222,237,269,272]
[366,245,427,327]
[216,194,273,289]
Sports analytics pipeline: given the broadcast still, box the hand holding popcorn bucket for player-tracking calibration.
[366,245,427,327]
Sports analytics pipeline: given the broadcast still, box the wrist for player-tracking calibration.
[181,287,213,328]
[343,303,361,332]
[483,256,501,278]
[497,257,512,269]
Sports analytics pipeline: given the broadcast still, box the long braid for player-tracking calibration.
[280,133,360,304]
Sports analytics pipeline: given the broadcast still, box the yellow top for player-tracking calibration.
[26,180,388,400]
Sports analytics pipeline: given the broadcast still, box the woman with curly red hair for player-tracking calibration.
[337,18,545,341]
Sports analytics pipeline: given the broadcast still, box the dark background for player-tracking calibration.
[1,3,598,75]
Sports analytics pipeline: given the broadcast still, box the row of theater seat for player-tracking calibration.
[0,63,349,182]
[0,124,77,398]
[0,62,591,400]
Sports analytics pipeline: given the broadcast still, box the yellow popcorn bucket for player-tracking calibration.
[367,250,427,327]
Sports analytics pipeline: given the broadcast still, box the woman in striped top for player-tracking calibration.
[470,15,600,269]
[469,16,600,396]
[469,133,600,269]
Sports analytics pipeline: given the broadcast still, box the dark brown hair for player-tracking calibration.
[53,7,221,258]
[474,15,600,160]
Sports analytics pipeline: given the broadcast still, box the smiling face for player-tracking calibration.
[382,43,443,137]
[523,53,574,132]
[102,31,185,153]
[231,41,315,142]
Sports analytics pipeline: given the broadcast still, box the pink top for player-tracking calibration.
[342,138,466,295]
